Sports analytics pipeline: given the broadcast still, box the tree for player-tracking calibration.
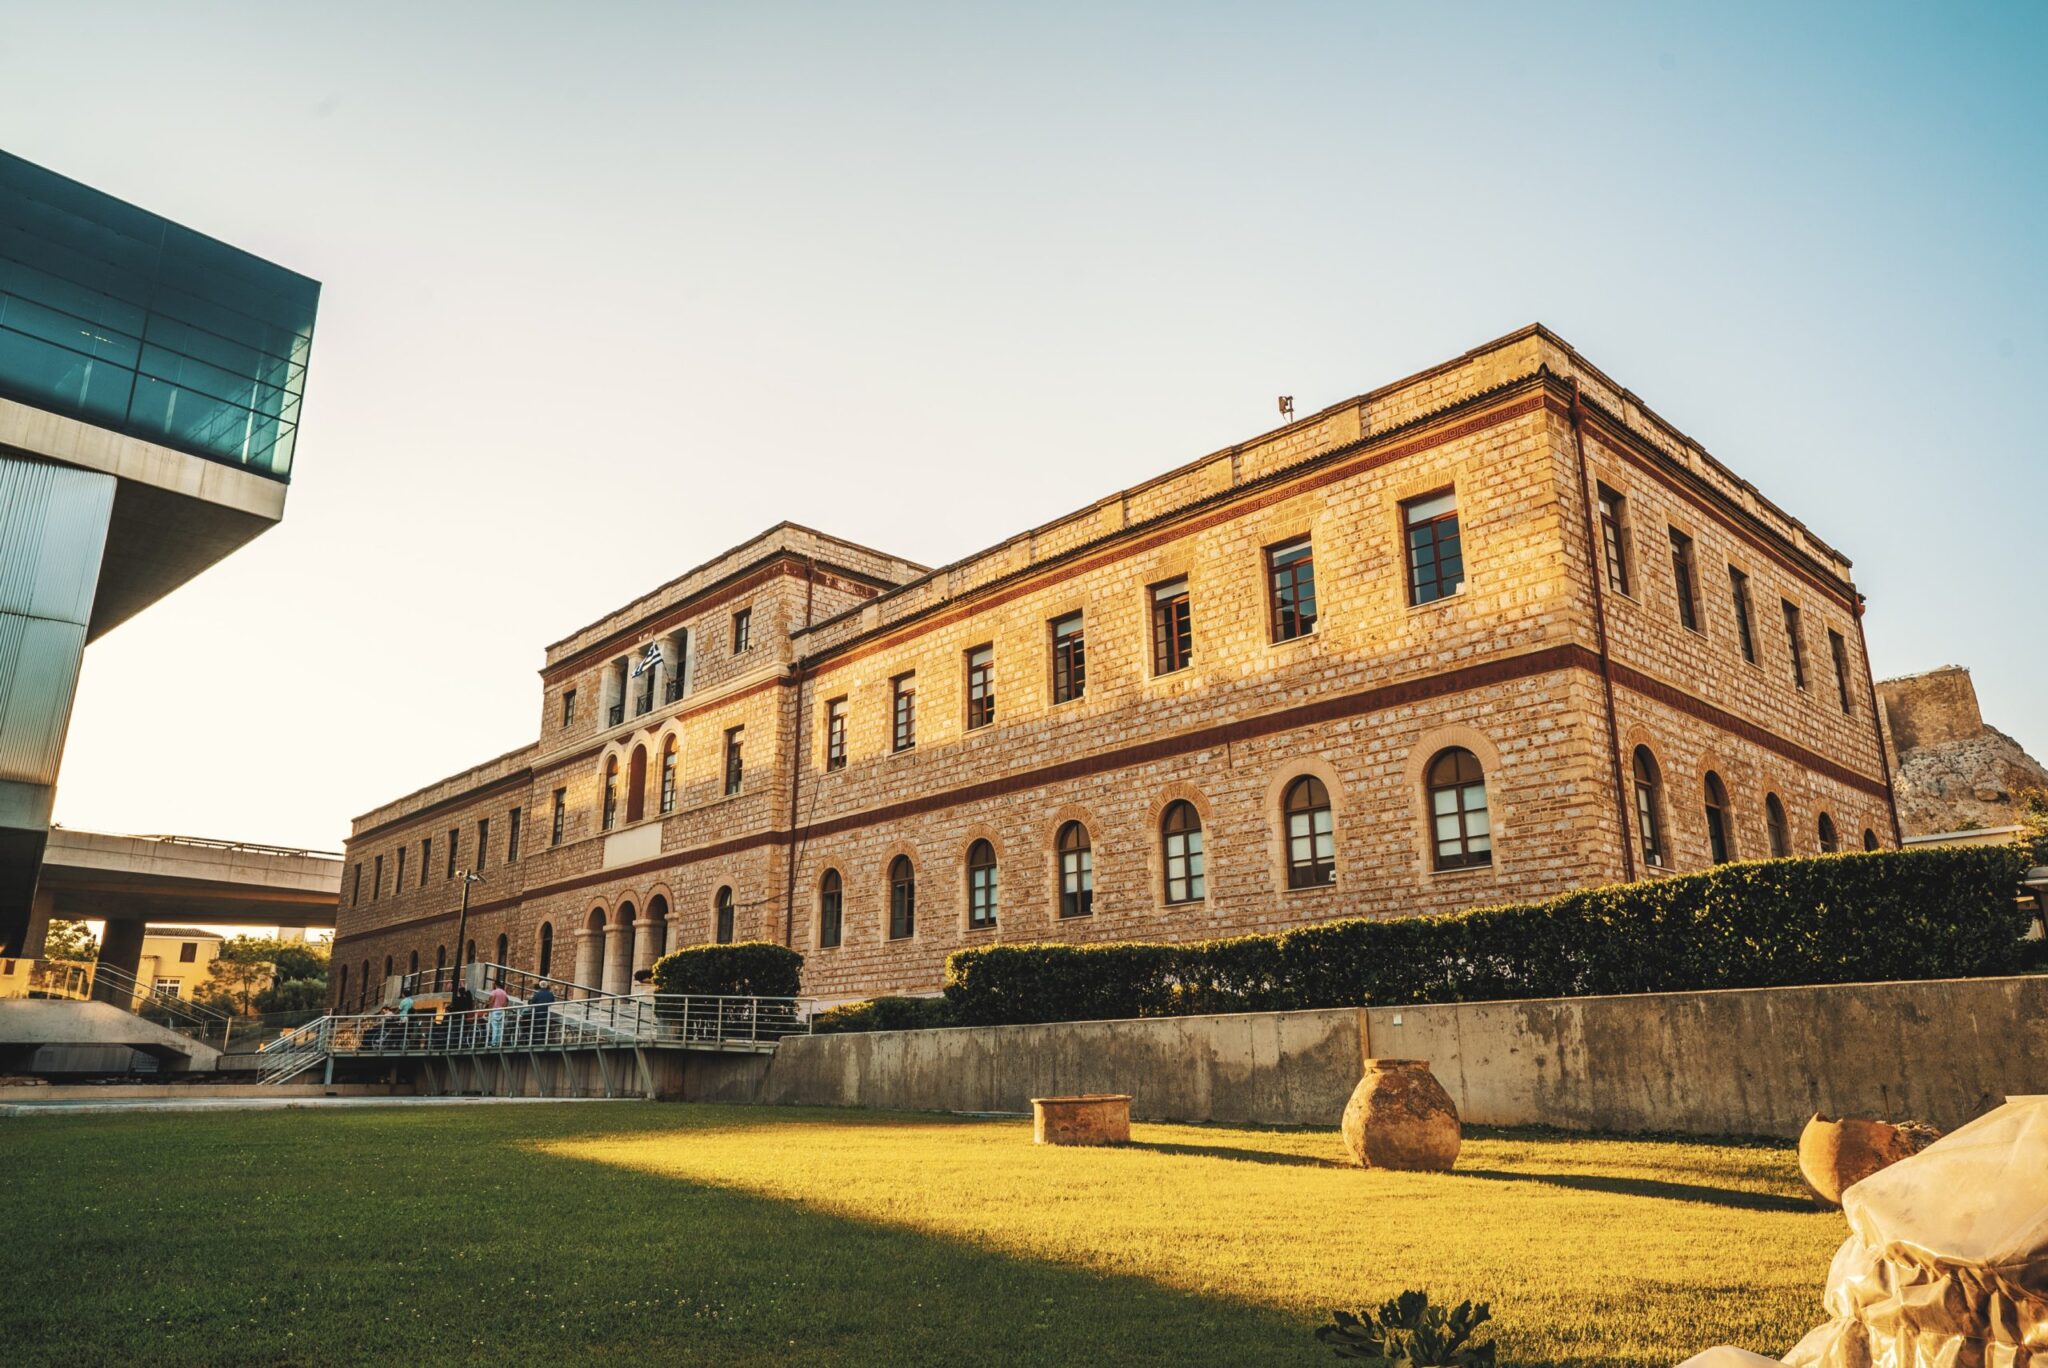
[256,978,329,1014]
[193,957,274,1017]
[217,935,328,984]
[41,919,98,962]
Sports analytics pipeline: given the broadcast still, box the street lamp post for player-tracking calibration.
[452,870,483,994]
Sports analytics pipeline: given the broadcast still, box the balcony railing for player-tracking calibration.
[664,677,684,703]
[607,702,624,727]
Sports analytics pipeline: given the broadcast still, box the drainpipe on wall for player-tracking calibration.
[1851,590,1905,847]
[1568,379,1638,883]
[782,556,818,946]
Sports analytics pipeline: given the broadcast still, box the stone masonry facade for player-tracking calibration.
[330,325,1900,1009]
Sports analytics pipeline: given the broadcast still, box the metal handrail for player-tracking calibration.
[291,992,809,1059]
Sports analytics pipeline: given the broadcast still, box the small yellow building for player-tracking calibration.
[135,929,228,1002]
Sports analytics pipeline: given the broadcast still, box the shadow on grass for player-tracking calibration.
[1454,1166,1815,1213]
[1122,1138,1347,1169]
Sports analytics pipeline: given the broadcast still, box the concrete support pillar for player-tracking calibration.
[631,917,660,991]
[93,917,145,1006]
[572,929,601,999]
[601,921,633,996]
[21,890,54,961]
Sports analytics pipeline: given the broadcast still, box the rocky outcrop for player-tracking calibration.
[1878,666,2048,835]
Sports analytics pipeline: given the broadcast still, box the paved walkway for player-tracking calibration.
[0,1095,626,1117]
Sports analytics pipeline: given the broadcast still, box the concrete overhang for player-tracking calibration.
[0,395,287,641]
[38,829,341,927]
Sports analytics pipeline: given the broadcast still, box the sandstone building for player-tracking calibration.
[330,326,1900,1009]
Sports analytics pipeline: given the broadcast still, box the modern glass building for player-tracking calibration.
[1,148,321,959]
[0,149,319,480]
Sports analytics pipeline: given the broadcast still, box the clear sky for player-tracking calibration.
[9,1,2044,853]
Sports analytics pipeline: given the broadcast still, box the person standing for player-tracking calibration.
[485,981,510,1047]
[527,982,556,1047]
[449,982,475,1049]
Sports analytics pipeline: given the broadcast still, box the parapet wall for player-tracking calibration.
[717,975,2048,1138]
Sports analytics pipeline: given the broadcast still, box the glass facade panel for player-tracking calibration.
[0,150,319,481]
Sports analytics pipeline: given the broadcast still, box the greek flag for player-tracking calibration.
[631,642,664,677]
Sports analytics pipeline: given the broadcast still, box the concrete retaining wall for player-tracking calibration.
[730,975,2048,1138]
[755,1008,1364,1125]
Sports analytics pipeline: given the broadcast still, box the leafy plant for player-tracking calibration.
[1316,1291,1495,1366]
[944,845,2032,1026]
[812,995,957,1034]
[650,941,803,997]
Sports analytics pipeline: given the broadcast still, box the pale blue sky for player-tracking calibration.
[9,2,2043,851]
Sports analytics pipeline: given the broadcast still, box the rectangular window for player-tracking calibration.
[1783,600,1807,689]
[819,883,842,949]
[1730,567,1757,663]
[551,789,567,845]
[153,978,181,998]
[731,607,752,654]
[507,807,521,862]
[1050,612,1086,703]
[178,942,197,963]
[1829,630,1854,714]
[561,688,576,728]
[1402,491,1463,606]
[372,854,383,901]
[892,673,917,751]
[394,845,406,891]
[1268,538,1318,641]
[476,817,490,871]
[420,837,431,887]
[965,646,995,729]
[1597,485,1630,596]
[825,697,847,771]
[724,727,744,796]
[351,863,362,905]
[1669,528,1700,631]
[1150,579,1192,674]
[446,829,458,878]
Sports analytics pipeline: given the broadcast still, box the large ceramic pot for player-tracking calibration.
[1342,1059,1461,1171]
[1797,1113,1941,1208]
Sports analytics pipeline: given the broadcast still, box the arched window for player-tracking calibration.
[408,950,419,977]
[602,755,619,830]
[818,870,843,949]
[435,945,447,972]
[1426,749,1491,871]
[384,955,394,980]
[1703,772,1734,864]
[537,922,554,978]
[627,745,648,824]
[715,886,735,944]
[1057,822,1094,918]
[1765,794,1790,858]
[659,736,678,815]
[967,840,998,928]
[1283,777,1336,888]
[889,857,916,939]
[494,933,509,982]
[1161,802,1204,903]
[1632,747,1666,868]
[337,963,348,1009]
[1863,828,1880,852]
[1818,812,1840,853]
[646,895,669,960]
[359,960,369,1010]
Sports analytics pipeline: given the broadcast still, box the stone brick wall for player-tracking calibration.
[333,325,1900,1007]
[1878,665,2048,834]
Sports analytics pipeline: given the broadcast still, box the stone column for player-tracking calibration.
[601,920,633,996]
[631,917,660,991]
[572,929,601,999]
[21,889,54,961]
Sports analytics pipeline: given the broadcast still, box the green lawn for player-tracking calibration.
[0,1102,1841,1366]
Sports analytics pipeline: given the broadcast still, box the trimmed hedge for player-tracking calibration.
[943,846,2033,1027]
[812,995,959,1035]
[651,941,803,997]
